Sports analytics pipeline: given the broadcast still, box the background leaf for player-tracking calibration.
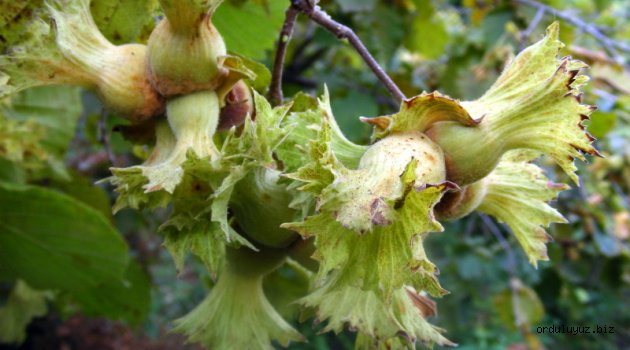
[90,0,159,44]
[0,182,129,291]
[213,0,285,60]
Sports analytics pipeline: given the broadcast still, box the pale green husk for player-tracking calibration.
[173,247,303,350]
[478,150,569,267]
[372,22,597,186]
[283,110,454,345]
[0,0,163,120]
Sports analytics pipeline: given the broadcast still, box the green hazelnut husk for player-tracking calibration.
[0,0,164,122]
[173,246,303,349]
[96,44,165,121]
[320,131,447,233]
[147,1,227,96]
[230,168,299,248]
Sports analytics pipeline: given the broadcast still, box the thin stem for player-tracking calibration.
[291,0,406,103]
[98,108,118,167]
[480,214,517,276]
[519,6,545,50]
[269,5,299,106]
[516,0,630,64]
[480,214,528,343]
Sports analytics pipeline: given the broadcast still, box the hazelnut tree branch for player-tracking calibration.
[269,5,299,106]
[519,6,545,50]
[269,0,406,106]
[516,0,630,64]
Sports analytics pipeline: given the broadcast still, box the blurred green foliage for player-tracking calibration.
[0,0,628,349]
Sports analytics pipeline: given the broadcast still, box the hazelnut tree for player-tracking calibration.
[1,0,628,349]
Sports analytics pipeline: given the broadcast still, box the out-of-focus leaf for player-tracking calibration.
[0,182,129,291]
[330,90,376,143]
[363,4,404,63]
[588,111,616,138]
[592,63,630,95]
[404,1,449,59]
[338,0,377,13]
[480,10,512,47]
[90,0,159,44]
[0,158,25,184]
[213,1,285,60]
[0,280,48,344]
[593,231,623,257]
[463,0,495,25]
[51,171,113,220]
[0,0,43,51]
[0,114,47,170]
[494,280,544,330]
[71,259,151,326]
[2,86,82,158]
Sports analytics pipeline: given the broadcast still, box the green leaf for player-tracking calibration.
[90,0,159,44]
[52,170,113,220]
[404,0,449,59]
[0,113,48,170]
[0,182,129,291]
[338,0,376,13]
[0,280,48,344]
[587,111,616,139]
[330,90,376,143]
[213,0,285,60]
[2,86,83,159]
[0,158,25,184]
[0,0,44,51]
[71,259,151,326]
[494,279,545,330]
[480,10,512,46]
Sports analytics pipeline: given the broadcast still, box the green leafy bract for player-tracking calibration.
[283,115,453,345]
[373,23,597,186]
[173,247,303,350]
[107,91,297,275]
[478,150,569,267]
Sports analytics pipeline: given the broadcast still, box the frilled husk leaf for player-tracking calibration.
[371,22,597,186]
[173,247,303,350]
[105,91,297,274]
[283,114,454,345]
[276,88,368,173]
[366,91,477,140]
[107,90,222,203]
[0,0,163,121]
[477,150,568,267]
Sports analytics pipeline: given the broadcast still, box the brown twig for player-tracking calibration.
[516,0,630,64]
[269,5,299,106]
[289,0,406,103]
[519,6,545,50]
